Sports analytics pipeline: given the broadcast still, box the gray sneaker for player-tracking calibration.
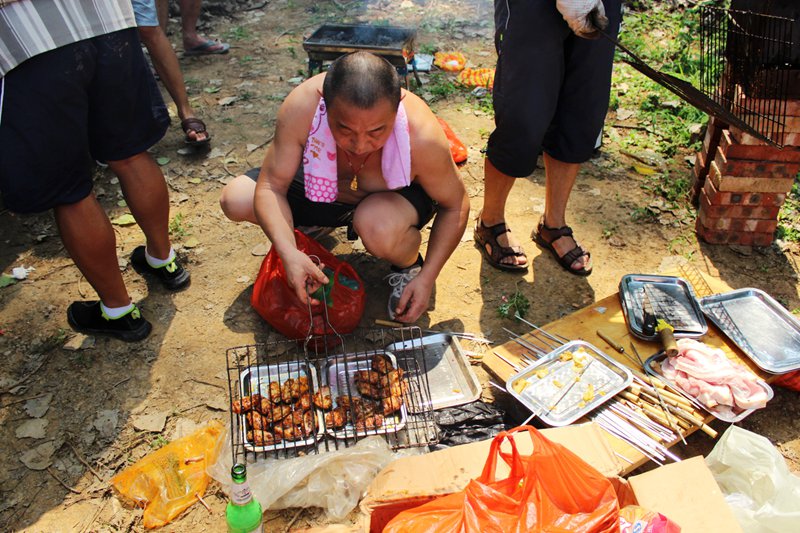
[385,265,422,319]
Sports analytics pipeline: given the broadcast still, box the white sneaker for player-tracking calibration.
[385,265,422,319]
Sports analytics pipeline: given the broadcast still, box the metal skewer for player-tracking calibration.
[513,313,569,345]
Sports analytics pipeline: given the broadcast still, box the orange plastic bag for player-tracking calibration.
[773,369,800,391]
[457,67,495,89]
[383,426,619,533]
[250,229,365,340]
[434,51,466,72]
[111,421,225,528]
[437,117,468,164]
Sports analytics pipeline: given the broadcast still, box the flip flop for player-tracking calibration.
[180,117,211,146]
[183,39,230,56]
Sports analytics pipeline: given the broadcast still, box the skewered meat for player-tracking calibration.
[281,408,305,428]
[301,410,315,435]
[336,394,355,411]
[297,376,310,395]
[258,396,274,415]
[245,411,268,430]
[352,398,378,419]
[355,380,381,398]
[354,370,382,385]
[268,381,281,403]
[265,404,293,424]
[382,396,403,415]
[354,414,384,431]
[379,369,403,388]
[371,354,392,374]
[324,407,348,428]
[281,378,302,403]
[295,392,312,411]
[312,386,333,410]
[232,393,262,414]
[246,429,278,446]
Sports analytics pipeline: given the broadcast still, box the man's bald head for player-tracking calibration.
[323,52,401,111]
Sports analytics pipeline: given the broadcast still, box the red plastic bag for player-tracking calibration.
[250,230,365,339]
[437,117,468,165]
[383,426,619,533]
[773,369,800,391]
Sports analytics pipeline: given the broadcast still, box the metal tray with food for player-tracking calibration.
[385,333,481,411]
[323,351,408,439]
[236,361,324,453]
[699,288,800,374]
[644,351,774,423]
[619,274,707,341]
[505,341,633,427]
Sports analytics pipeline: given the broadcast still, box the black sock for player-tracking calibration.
[391,253,424,272]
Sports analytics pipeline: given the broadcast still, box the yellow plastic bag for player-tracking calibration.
[434,51,466,72]
[111,421,225,528]
[457,67,495,89]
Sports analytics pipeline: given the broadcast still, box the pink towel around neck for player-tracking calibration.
[303,97,411,203]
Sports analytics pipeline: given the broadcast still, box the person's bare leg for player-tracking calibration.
[220,175,258,223]
[178,0,226,51]
[477,157,526,267]
[156,0,168,34]
[542,153,591,271]
[107,153,172,260]
[353,193,420,268]
[137,26,207,143]
[54,195,131,308]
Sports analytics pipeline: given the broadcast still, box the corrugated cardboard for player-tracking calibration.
[627,455,742,533]
[360,423,621,531]
[361,426,741,532]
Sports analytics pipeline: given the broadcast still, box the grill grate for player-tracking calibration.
[701,6,796,146]
[226,327,438,463]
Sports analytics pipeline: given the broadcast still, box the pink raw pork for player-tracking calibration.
[661,338,768,411]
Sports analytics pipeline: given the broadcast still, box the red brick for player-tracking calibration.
[733,86,800,116]
[753,231,775,247]
[702,121,723,160]
[701,178,732,205]
[708,161,797,193]
[715,148,800,178]
[730,127,800,147]
[756,220,778,234]
[719,130,800,163]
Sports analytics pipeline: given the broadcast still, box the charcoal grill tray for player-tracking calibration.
[303,23,415,57]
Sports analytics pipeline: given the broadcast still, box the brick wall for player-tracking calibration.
[692,102,800,246]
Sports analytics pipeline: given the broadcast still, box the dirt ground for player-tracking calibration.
[1,1,799,531]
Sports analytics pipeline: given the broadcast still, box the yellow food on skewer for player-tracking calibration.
[582,383,595,402]
[553,379,563,388]
[559,351,574,362]
[512,379,529,394]
[535,368,549,379]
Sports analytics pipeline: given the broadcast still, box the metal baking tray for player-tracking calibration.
[238,361,323,453]
[700,288,800,374]
[385,334,481,411]
[619,274,708,341]
[505,341,633,427]
[645,351,774,423]
[324,351,407,439]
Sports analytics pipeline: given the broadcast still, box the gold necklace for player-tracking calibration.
[342,151,374,191]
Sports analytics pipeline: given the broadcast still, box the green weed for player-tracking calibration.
[497,288,530,320]
[777,181,800,243]
[150,435,169,449]
[169,213,189,238]
[226,26,250,41]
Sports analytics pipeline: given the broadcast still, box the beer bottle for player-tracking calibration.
[226,463,263,533]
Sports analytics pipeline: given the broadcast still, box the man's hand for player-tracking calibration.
[392,275,433,323]
[556,0,608,39]
[282,249,329,305]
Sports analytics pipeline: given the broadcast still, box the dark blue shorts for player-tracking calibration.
[0,28,169,213]
[487,0,622,176]
[245,168,437,232]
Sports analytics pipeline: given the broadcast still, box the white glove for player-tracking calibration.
[556,0,608,39]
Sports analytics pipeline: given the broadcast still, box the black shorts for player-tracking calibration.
[487,0,622,176]
[244,168,437,232]
[0,28,169,213]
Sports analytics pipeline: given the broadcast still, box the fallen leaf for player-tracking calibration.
[132,411,168,432]
[246,144,260,153]
[20,441,57,470]
[204,396,227,411]
[117,199,127,207]
[203,86,221,93]
[111,214,137,226]
[63,334,95,351]
[236,275,250,283]
[25,393,53,418]
[251,242,269,256]
[608,235,626,247]
[183,236,199,248]
[16,418,49,439]
[156,157,171,166]
[93,409,119,438]
[208,147,227,159]
[218,96,238,106]
[188,177,202,184]
[633,164,657,176]
[0,274,17,288]
[616,108,635,121]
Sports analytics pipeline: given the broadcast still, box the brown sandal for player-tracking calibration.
[181,117,211,146]
[532,219,592,277]
[474,219,529,272]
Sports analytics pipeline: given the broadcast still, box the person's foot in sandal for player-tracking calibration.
[474,216,528,271]
[181,117,211,146]
[532,217,592,276]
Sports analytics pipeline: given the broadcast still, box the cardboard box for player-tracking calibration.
[360,424,742,533]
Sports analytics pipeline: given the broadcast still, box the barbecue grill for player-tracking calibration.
[226,326,438,463]
[302,23,419,85]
